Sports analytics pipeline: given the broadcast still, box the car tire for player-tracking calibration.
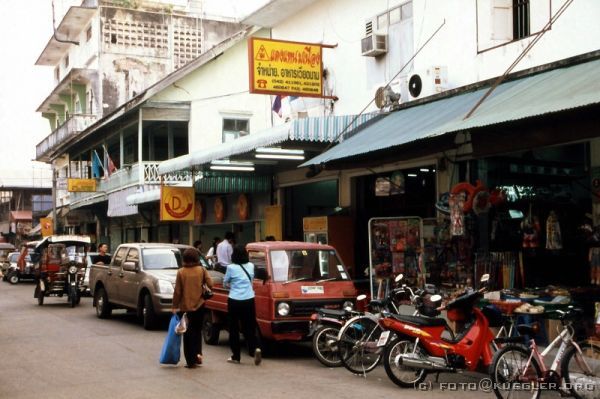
[142,294,158,330]
[95,287,112,318]
[202,311,220,345]
[8,272,19,285]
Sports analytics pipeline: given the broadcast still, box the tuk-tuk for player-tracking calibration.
[0,242,16,279]
[33,235,91,307]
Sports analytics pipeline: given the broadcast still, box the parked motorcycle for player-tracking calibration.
[309,306,360,367]
[378,274,495,388]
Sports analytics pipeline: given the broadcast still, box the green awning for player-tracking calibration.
[195,172,271,194]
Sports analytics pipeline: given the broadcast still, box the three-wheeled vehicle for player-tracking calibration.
[33,235,91,307]
[0,242,16,280]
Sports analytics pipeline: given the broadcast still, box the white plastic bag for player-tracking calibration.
[175,313,188,335]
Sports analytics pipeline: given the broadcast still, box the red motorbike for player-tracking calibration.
[378,274,496,388]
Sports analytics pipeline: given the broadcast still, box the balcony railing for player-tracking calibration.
[36,114,97,161]
[67,161,192,207]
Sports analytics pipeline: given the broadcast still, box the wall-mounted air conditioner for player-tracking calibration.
[361,34,388,57]
[406,66,449,100]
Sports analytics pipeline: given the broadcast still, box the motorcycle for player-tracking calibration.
[378,274,495,388]
[309,306,360,367]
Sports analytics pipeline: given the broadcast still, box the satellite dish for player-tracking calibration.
[374,87,386,109]
[408,74,422,98]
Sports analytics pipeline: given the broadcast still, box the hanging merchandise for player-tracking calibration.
[521,206,540,249]
[590,247,600,286]
[450,192,465,236]
[546,211,563,250]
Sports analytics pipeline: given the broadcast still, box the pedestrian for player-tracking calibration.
[97,243,111,264]
[193,240,202,253]
[216,231,234,269]
[223,244,261,365]
[205,237,220,267]
[172,248,213,369]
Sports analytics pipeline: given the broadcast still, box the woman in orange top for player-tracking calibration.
[172,248,213,368]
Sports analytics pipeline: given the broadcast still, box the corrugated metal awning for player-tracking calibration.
[158,113,379,175]
[302,56,600,167]
[195,172,271,194]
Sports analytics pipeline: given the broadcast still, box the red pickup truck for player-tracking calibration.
[202,241,357,344]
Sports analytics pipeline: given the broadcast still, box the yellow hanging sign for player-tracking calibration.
[160,186,195,221]
[248,37,325,98]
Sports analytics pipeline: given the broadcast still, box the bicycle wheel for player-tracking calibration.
[383,337,427,388]
[312,325,342,367]
[338,316,382,374]
[489,344,541,399]
[561,341,600,399]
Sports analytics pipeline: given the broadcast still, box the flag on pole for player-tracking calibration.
[91,150,104,178]
[272,95,286,117]
[103,145,118,178]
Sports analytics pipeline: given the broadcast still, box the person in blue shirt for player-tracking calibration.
[223,244,262,365]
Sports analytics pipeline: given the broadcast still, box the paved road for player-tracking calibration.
[0,282,496,399]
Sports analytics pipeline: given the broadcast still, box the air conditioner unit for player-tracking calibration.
[406,66,449,100]
[361,34,388,57]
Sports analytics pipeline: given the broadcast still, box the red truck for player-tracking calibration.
[202,241,357,344]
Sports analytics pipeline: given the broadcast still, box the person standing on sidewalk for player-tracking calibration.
[216,231,234,272]
[223,244,261,365]
[172,248,213,369]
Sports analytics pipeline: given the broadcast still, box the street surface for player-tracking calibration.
[0,282,499,399]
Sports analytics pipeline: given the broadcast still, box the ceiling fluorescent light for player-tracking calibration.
[407,173,418,177]
[255,154,305,160]
[419,168,430,172]
[256,147,304,155]
[210,165,255,172]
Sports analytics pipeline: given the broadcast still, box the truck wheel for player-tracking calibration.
[202,312,220,345]
[8,272,19,285]
[95,287,112,318]
[142,294,158,330]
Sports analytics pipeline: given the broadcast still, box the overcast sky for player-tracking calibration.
[0,0,267,182]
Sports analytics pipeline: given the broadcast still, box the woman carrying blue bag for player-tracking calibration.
[160,314,182,365]
[163,248,213,368]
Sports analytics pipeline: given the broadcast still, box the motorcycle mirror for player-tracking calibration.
[356,294,367,301]
[480,274,490,283]
[394,273,404,283]
[430,294,442,303]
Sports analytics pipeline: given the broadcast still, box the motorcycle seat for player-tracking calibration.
[317,308,347,317]
[391,314,448,327]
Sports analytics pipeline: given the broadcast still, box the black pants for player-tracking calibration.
[228,297,259,361]
[180,307,204,366]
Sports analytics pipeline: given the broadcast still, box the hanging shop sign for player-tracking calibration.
[67,178,96,192]
[160,186,195,221]
[214,197,226,222]
[248,37,335,98]
[237,194,250,220]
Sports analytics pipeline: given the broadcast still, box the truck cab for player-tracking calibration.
[203,241,357,344]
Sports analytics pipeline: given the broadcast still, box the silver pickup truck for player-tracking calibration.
[89,243,203,330]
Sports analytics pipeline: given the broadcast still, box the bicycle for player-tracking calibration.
[337,277,442,375]
[489,307,600,399]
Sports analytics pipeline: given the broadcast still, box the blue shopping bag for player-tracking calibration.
[159,314,182,364]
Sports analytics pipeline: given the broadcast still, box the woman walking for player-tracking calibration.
[172,248,213,368]
[223,244,262,365]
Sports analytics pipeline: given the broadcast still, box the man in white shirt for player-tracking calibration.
[216,231,234,269]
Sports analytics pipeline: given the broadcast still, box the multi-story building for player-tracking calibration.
[34,0,242,243]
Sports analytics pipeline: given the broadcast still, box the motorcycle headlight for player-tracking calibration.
[68,266,78,274]
[158,279,174,294]
[343,301,354,311]
[277,302,290,316]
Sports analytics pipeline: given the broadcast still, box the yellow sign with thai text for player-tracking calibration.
[160,186,195,221]
[67,179,97,192]
[248,37,323,97]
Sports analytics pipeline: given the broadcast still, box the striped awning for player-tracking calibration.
[158,113,379,175]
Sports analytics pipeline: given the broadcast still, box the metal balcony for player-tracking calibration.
[36,114,97,162]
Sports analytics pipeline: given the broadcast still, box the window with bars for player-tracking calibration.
[222,118,249,143]
[513,0,530,39]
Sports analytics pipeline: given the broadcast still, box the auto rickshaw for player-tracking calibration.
[33,235,91,307]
